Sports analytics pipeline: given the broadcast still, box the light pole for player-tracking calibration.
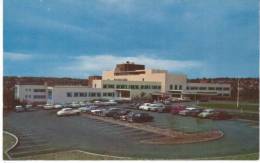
[236,78,242,113]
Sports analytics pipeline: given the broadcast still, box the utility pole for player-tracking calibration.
[236,78,240,112]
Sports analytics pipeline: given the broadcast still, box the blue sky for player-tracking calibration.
[4,0,259,78]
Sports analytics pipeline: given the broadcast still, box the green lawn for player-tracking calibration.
[17,150,131,160]
[3,132,17,160]
[197,102,259,112]
[203,153,259,160]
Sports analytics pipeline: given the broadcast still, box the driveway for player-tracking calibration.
[3,108,259,159]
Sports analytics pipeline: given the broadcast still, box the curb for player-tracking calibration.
[73,150,132,159]
[3,130,19,160]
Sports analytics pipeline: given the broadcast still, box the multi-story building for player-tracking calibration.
[14,62,231,104]
[14,84,47,104]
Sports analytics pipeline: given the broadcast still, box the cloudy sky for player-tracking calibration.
[4,0,259,78]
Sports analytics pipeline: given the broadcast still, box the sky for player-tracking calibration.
[3,0,259,79]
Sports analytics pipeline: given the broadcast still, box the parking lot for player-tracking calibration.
[3,104,259,159]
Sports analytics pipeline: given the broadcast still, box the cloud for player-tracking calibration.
[4,52,33,61]
[60,54,202,75]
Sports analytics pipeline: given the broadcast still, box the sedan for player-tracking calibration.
[78,105,98,113]
[101,108,121,117]
[178,107,196,116]
[187,108,204,117]
[54,104,63,109]
[127,112,154,123]
[57,108,81,116]
[198,109,215,118]
[113,110,131,120]
[170,105,186,115]
[43,104,54,110]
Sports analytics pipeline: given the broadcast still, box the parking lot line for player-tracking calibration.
[10,147,65,158]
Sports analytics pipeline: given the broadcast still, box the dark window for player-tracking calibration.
[103,92,107,97]
[216,87,222,90]
[103,84,107,88]
[67,92,72,97]
[33,95,46,99]
[179,85,182,90]
[175,85,178,90]
[79,92,85,97]
[199,87,207,90]
[74,92,79,97]
[208,87,215,90]
[33,89,46,92]
[170,84,173,90]
[97,92,101,97]
[186,86,190,90]
[223,87,230,91]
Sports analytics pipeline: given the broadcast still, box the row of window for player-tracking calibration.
[24,95,46,99]
[170,84,182,90]
[103,84,161,90]
[187,86,230,91]
[66,92,115,97]
[25,88,46,92]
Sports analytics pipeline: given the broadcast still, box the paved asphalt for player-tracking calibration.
[3,107,259,159]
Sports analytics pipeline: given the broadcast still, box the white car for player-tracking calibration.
[57,108,81,116]
[178,107,196,116]
[79,102,86,107]
[198,109,215,118]
[78,105,98,113]
[69,102,80,108]
[43,104,54,110]
[139,103,152,110]
[15,105,25,112]
[148,103,165,112]
[90,109,103,115]
[54,104,63,109]
[104,100,117,106]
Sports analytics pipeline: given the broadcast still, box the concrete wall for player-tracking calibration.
[15,85,47,104]
[47,86,117,104]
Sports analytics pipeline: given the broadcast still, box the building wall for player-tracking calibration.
[185,83,231,96]
[15,85,47,104]
[47,86,117,104]
[102,69,187,93]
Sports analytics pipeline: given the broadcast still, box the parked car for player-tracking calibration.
[90,109,103,116]
[149,103,165,112]
[79,101,86,107]
[209,111,232,120]
[78,105,98,113]
[170,105,186,115]
[15,105,25,112]
[54,104,63,109]
[139,103,152,110]
[130,103,141,109]
[127,112,153,123]
[113,110,131,120]
[178,107,197,116]
[43,104,54,110]
[104,100,118,106]
[57,108,81,116]
[187,108,204,117]
[198,109,215,118]
[69,102,80,108]
[101,108,121,117]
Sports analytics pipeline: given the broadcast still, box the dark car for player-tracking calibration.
[129,103,141,109]
[113,110,131,120]
[102,108,121,117]
[170,105,186,115]
[209,111,232,120]
[127,112,153,123]
[187,108,204,117]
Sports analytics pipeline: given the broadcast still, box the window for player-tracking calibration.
[103,84,107,88]
[141,85,144,89]
[79,92,85,97]
[186,86,190,90]
[67,92,72,97]
[142,78,144,81]
[179,85,182,90]
[199,87,206,90]
[94,84,97,88]
[175,85,178,90]
[190,87,198,90]
[107,92,114,97]
[97,92,101,97]
[103,92,107,97]
[170,84,173,90]
[84,92,88,97]
[48,90,52,100]
[74,92,79,97]
[216,87,222,91]
[223,87,230,91]
[89,92,96,97]
[33,95,46,99]
[33,89,46,92]
[108,84,114,88]
[208,87,215,90]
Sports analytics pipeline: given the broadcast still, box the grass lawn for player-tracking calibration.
[17,150,131,160]
[197,102,259,112]
[3,132,17,160]
[204,153,259,160]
